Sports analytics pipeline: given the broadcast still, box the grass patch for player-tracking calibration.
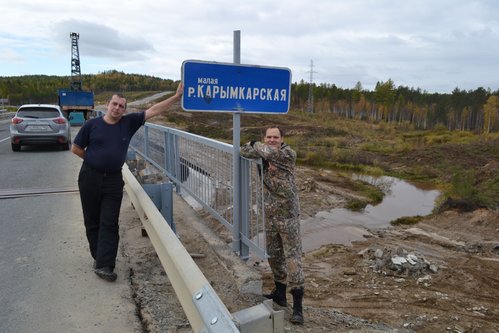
[346,199,368,211]
[390,215,424,226]
[442,168,499,210]
[352,180,384,205]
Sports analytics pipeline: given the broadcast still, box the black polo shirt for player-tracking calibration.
[74,112,145,173]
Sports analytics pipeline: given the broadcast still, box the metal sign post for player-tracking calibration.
[232,30,242,255]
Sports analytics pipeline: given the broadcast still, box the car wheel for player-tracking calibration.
[62,141,70,151]
[11,143,21,152]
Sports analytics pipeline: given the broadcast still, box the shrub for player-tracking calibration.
[346,199,367,211]
[391,215,424,226]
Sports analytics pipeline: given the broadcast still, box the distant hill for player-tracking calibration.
[1,71,497,132]
[0,70,177,105]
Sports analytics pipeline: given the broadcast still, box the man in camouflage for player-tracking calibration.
[240,126,304,325]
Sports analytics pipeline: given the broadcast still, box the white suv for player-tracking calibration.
[10,104,71,152]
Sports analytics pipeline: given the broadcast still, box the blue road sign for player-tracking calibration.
[181,60,291,114]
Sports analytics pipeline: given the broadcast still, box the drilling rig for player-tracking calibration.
[70,32,83,91]
[58,32,94,125]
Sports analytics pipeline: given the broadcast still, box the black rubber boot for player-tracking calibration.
[263,281,287,306]
[290,287,304,325]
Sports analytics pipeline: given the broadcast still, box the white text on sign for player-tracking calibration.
[188,82,287,102]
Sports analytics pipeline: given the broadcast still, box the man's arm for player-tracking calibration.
[250,142,280,160]
[144,83,183,121]
[71,144,85,159]
[240,141,261,159]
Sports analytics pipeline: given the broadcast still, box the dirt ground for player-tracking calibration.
[119,162,499,333]
[292,167,499,333]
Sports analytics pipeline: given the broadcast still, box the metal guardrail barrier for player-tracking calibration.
[123,163,239,332]
[123,163,283,333]
[130,123,267,259]
[0,111,14,120]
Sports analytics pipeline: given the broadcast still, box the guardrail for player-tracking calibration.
[123,163,283,332]
[0,111,14,121]
[130,123,267,259]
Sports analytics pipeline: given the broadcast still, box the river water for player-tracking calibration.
[301,175,440,252]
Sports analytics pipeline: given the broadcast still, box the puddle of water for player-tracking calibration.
[351,175,440,226]
[302,175,440,252]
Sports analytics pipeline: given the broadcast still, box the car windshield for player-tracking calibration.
[17,108,60,119]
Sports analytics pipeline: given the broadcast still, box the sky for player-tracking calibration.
[0,0,498,94]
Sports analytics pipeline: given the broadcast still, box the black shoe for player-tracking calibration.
[94,267,117,282]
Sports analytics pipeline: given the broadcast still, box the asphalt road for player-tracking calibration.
[0,121,141,332]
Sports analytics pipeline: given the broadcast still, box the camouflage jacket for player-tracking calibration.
[240,142,300,219]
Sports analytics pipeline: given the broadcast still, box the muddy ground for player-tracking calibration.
[119,163,499,333]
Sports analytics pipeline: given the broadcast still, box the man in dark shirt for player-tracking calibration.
[71,84,183,282]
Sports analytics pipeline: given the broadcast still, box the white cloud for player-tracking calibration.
[51,20,154,60]
[0,0,498,92]
[0,48,25,63]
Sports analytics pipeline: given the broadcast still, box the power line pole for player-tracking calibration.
[307,59,317,113]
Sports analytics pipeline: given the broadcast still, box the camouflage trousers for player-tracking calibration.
[265,216,304,290]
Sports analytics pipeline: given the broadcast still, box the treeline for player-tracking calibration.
[0,70,176,105]
[291,79,499,133]
[1,72,497,132]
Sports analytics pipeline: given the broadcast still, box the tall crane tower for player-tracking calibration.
[70,32,82,91]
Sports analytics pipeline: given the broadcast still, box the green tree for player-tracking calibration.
[374,79,396,121]
[483,95,499,133]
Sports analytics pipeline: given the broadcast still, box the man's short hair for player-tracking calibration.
[109,93,127,109]
[265,125,285,137]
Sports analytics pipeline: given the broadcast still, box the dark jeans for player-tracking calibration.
[78,163,124,269]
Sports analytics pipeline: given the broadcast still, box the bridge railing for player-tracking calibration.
[130,122,267,259]
[0,111,14,120]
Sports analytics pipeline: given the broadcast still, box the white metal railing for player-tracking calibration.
[130,123,267,259]
[123,163,238,332]
[0,111,13,120]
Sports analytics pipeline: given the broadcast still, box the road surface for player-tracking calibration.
[0,121,141,332]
